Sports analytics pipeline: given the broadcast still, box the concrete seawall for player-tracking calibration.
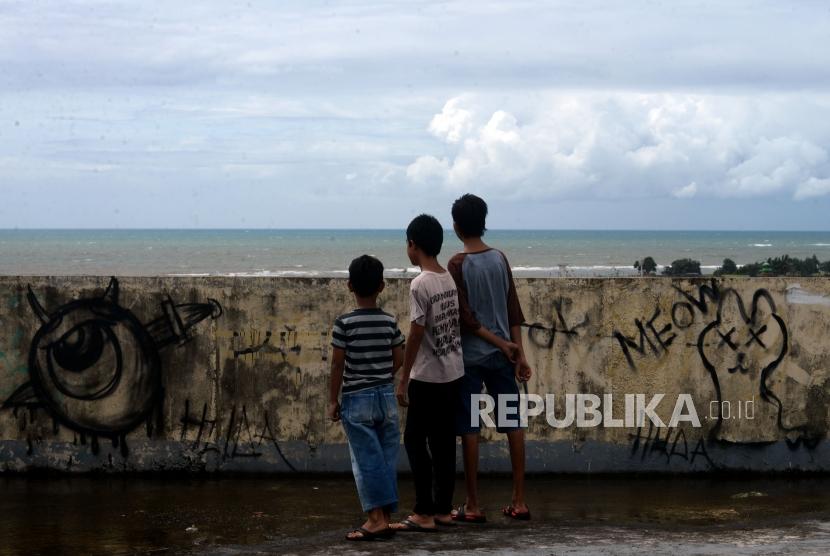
[0,276,828,473]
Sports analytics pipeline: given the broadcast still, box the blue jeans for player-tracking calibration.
[341,383,400,512]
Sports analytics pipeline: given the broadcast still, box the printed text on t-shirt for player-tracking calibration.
[431,289,462,358]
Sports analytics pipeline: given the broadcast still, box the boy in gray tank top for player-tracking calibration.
[448,194,533,523]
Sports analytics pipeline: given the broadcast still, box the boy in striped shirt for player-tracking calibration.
[328,254,405,541]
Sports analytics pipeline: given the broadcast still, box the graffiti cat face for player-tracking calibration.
[700,289,786,380]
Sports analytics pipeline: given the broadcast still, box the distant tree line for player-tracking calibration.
[633,254,830,277]
[717,254,830,277]
[662,258,701,276]
[633,256,657,275]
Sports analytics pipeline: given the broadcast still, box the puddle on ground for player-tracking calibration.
[1,476,829,555]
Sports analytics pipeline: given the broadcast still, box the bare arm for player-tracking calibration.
[327,346,345,421]
[502,252,531,381]
[474,326,519,362]
[396,322,424,407]
[511,324,532,382]
[392,343,404,373]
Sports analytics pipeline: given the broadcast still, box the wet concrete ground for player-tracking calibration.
[1,476,829,555]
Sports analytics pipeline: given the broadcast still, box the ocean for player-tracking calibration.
[1,229,830,277]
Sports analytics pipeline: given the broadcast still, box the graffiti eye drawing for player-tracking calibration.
[717,327,738,350]
[45,319,122,400]
[2,277,222,455]
[745,325,767,348]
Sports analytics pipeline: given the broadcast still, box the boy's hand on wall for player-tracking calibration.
[515,355,532,382]
[327,402,341,422]
[396,379,409,407]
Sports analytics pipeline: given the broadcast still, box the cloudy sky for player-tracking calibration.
[1,0,829,229]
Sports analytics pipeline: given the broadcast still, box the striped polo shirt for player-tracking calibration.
[331,308,405,394]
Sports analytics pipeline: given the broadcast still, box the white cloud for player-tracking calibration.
[674,182,698,199]
[2,1,830,228]
[406,155,450,183]
[428,97,474,143]
[407,93,830,200]
[3,1,829,93]
[795,178,830,200]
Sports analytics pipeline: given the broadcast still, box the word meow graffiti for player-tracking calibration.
[2,278,222,455]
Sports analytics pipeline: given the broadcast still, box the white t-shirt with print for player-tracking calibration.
[409,270,464,383]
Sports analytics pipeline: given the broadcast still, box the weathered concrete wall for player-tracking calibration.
[0,276,829,473]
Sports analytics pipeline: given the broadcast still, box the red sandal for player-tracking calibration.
[502,505,531,520]
[451,503,487,523]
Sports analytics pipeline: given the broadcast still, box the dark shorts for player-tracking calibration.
[456,352,524,434]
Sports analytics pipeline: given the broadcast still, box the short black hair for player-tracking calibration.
[348,255,384,297]
[406,214,443,257]
[452,193,487,237]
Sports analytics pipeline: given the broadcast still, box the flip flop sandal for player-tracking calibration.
[345,526,395,541]
[390,518,439,533]
[435,518,457,527]
[451,503,487,523]
[502,506,531,521]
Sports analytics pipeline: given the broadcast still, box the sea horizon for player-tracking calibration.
[2,229,830,278]
[3,227,830,232]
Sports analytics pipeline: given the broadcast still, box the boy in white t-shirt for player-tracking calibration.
[391,214,464,533]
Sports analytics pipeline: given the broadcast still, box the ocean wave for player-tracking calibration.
[169,269,407,278]
[751,243,773,247]
[166,263,730,278]
[513,265,661,271]
[228,270,320,277]
[168,270,329,277]
[510,265,649,276]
